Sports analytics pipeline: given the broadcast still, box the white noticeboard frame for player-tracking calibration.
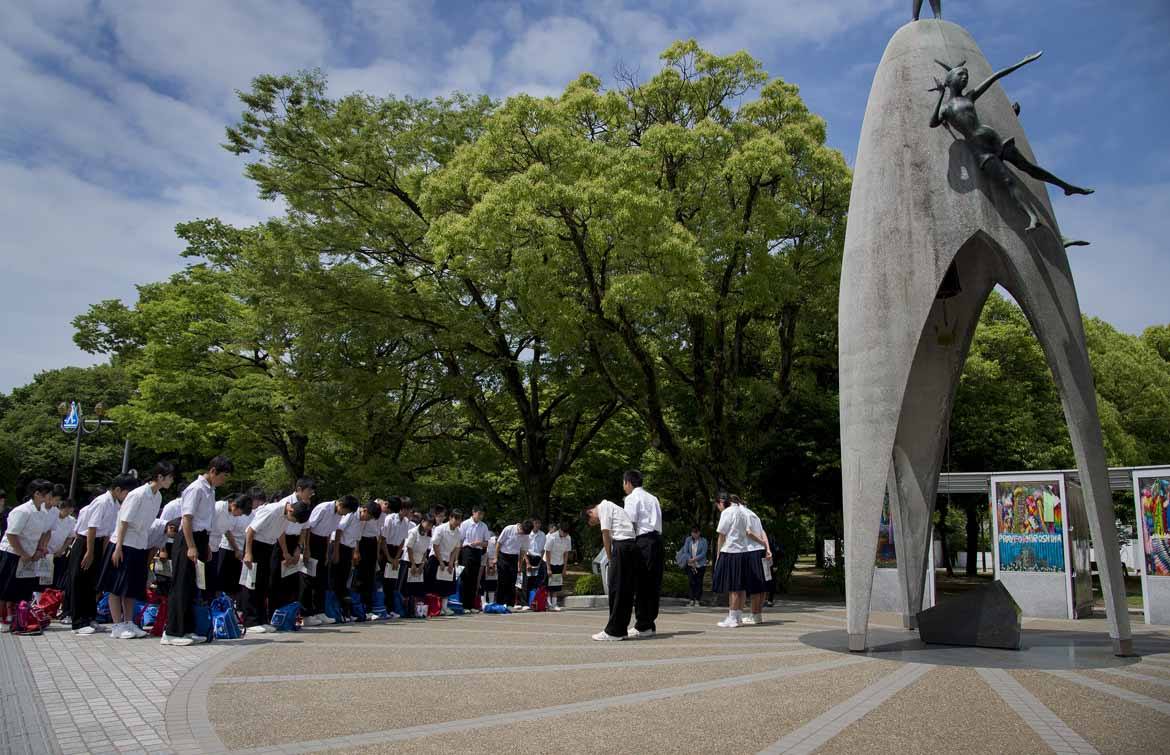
[990,472,1073,620]
[1132,467,1170,626]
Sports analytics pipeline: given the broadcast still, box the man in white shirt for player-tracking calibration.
[274,478,315,610]
[0,480,57,632]
[331,501,379,620]
[379,497,414,618]
[623,469,663,637]
[69,474,137,633]
[243,493,311,632]
[302,495,359,626]
[212,493,255,603]
[543,522,572,611]
[166,456,233,642]
[429,509,463,615]
[353,498,384,619]
[522,517,547,603]
[458,505,489,611]
[585,499,637,641]
[493,519,533,608]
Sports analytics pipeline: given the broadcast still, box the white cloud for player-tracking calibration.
[502,16,603,87]
[695,0,901,54]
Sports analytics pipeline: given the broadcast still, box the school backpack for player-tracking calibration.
[370,586,389,619]
[193,602,215,643]
[348,591,367,622]
[34,588,65,620]
[211,593,245,640]
[270,601,301,631]
[323,590,346,623]
[132,601,148,628]
[425,594,442,617]
[529,587,549,612]
[148,598,169,637]
[482,602,511,614]
[12,601,44,635]
[412,599,428,618]
[96,593,112,623]
[141,603,160,629]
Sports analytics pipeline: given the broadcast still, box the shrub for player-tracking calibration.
[660,570,689,597]
[574,573,604,595]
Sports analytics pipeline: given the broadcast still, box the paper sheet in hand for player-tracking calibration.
[406,568,424,583]
[384,562,397,579]
[762,557,773,578]
[195,559,207,590]
[240,563,257,589]
[154,558,173,577]
[436,565,454,582]
[38,557,54,585]
[16,559,38,579]
[304,557,318,577]
[548,573,563,587]
[281,557,307,578]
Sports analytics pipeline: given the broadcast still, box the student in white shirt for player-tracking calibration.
[211,493,255,603]
[738,496,773,625]
[379,497,414,618]
[353,499,384,619]
[332,501,379,620]
[47,498,76,591]
[457,505,488,611]
[302,495,358,627]
[0,479,58,632]
[623,469,664,637]
[522,517,547,603]
[543,522,572,611]
[272,478,314,611]
[493,519,533,608]
[399,515,435,615]
[712,492,769,628]
[206,494,252,597]
[242,492,312,635]
[97,464,175,640]
[481,532,498,604]
[427,509,463,615]
[68,474,137,634]
[585,499,638,641]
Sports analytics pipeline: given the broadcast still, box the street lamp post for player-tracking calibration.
[57,401,116,501]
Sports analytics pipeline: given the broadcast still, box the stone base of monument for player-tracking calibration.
[916,580,1021,650]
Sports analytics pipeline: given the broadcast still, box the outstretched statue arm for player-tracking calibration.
[928,78,947,128]
[971,51,1042,101]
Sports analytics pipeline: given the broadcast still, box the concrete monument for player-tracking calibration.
[838,19,1133,655]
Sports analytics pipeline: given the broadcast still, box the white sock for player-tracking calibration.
[731,610,742,621]
[440,598,448,611]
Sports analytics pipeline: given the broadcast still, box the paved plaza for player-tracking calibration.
[3,603,1170,754]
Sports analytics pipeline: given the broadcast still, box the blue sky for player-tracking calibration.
[1,0,1168,392]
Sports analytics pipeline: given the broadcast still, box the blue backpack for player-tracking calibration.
[448,581,464,615]
[483,603,511,614]
[96,593,111,623]
[270,601,301,631]
[211,593,244,639]
[141,603,160,628]
[323,590,345,623]
[348,591,367,622]
[370,587,390,620]
[193,602,215,643]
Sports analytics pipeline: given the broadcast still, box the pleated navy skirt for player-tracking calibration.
[97,542,148,601]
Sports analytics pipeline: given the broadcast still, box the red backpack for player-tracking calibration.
[34,588,65,619]
[12,601,47,635]
[530,586,549,612]
[148,598,169,637]
[425,594,442,617]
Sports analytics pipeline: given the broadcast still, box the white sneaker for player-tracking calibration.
[261,624,277,634]
[185,633,208,644]
[717,617,742,628]
[388,612,400,619]
[129,624,149,638]
[0,623,10,634]
[160,633,193,646]
[591,631,624,641]
[629,628,655,639]
[108,622,128,638]
[440,608,453,617]
[115,626,136,640]
[75,626,97,636]
[751,614,764,625]
[367,613,380,621]
[248,624,268,634]
[318,613,336,625]
[302,615,323,627]
[742,615,757,625]
[552,606,562,612]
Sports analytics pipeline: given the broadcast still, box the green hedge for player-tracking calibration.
[660,571,689,597]
[574,573,604,595]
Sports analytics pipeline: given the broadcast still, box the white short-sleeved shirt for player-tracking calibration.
[222,511,251,552]
[335,512,365,548]
[432,522,461,561]
[486,535,497,563]
[528,530,546,559]
[76,491,120,539]
[1,501,52,555]
[146,519,169,551]
[623,487,663,537]
[308,501,343,538]
[382,513,413,547]
[544,531,572,565]
[115,484,163,550]
[744,508,766,553]
[208,500,234,553]
[180,475,217,532]
[716,505,752,553]
[459,519,489,548]
[158,499,182,524]
[360,513,383,539]
[496,524,529,555]
[248,502,289,545]
[403,527,432,564]
[596,500,636,541]
[47,515,76,553]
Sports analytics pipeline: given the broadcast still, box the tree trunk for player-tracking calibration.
[965,498,979,577]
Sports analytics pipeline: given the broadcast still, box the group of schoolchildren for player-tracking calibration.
[0,455,580,643]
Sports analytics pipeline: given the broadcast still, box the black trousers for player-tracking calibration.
[522,554,545,598]
[166,530,210,637]
[634,531,663,632]
[67,535,106,629]
[355,537,378,610]
[331,544,355,614]
[269,532,302,608]
[215,547,243,599]
[381,544,402,608]
[688,565,705,602]
[460,547,484,608]
[242,540,276,626]
[302,533,330,616]
[496,553,519,607]
[605,539,639,637]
